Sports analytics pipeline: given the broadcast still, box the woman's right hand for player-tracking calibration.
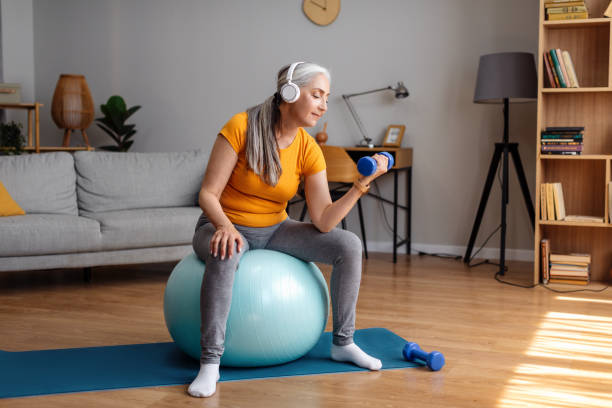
[210,224,244,260]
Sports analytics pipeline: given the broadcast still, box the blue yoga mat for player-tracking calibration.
[0,328,420,398]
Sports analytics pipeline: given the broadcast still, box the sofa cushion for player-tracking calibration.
[74,150,207,213]
[0,214,101,256]
[0,152,78,215]
[0,180,25,216]
[80,207,201,251]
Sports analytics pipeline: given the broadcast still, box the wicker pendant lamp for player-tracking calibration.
[51,74,94,147]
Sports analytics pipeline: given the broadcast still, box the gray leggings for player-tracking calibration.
[192,217,363,364]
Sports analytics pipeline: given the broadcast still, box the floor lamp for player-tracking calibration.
[342,82,409,147]
[463,52,537,275]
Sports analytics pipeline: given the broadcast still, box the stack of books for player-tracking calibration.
[545,1,588,20]
[543,48,579,88]
[541,126,584,155]
[540,241,592,285]
[549,253,591,285]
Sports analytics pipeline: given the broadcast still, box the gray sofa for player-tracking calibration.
[0,150,207,273]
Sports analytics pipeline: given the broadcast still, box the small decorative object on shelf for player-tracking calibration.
[95,95,141,152]
[315,122,328,145]
[51,74,95,148]
[606,1,612,17]
[0,121,25,155]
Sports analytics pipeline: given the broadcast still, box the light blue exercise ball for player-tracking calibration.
[164,250,330,367]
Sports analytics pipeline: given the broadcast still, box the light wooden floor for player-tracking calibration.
[1,253,612,407]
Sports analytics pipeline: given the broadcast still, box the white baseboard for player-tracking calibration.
[366,241,534,262]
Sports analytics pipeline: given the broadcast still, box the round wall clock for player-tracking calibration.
[303,0,341,26]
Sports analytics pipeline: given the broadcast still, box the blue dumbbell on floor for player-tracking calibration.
[357,152,394,176]
[402,342,445,371]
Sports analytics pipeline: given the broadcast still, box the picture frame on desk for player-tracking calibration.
[382,125,405,147]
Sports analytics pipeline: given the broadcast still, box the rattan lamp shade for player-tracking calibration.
[51,74,94,147]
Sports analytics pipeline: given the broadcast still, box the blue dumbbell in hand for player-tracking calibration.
[357,152,394,176]
[402,342,445,371]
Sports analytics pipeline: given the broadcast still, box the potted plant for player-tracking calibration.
[0,121,25,155]
[95,95,141,151]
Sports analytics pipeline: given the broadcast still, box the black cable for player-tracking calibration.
[494,271,610,293]
[540,282,609,293]
[466,224,501,267]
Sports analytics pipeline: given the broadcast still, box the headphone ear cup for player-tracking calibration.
[280,82,300,103]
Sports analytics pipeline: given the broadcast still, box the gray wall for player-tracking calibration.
[28,0,539,258]
[1,0,35,122]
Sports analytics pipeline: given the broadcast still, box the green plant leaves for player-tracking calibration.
[95,95,140,152]
[0,121,25,155]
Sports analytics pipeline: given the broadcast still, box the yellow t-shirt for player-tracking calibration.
[219,112,326,227]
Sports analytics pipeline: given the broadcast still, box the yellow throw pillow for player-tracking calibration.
[0,180,25,216]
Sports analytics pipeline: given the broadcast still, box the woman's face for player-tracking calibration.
[287,73,330,128]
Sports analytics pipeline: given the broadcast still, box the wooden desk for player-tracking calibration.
[343,146,412,263]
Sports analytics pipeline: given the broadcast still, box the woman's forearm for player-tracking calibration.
[315,185,365,233]
[199,190,233,229]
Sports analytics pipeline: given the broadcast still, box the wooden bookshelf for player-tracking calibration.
[535,0,612,284]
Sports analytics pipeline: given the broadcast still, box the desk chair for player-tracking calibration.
[293,145,368,259]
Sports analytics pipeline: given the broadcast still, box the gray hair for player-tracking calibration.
[246,62,331,186]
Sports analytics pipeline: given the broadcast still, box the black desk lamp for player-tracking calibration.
[464,52,537,275]
[342,82,409,147]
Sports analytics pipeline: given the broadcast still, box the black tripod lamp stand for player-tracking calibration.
[463,52,537,275]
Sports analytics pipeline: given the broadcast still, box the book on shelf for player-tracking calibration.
[540,182,567,221]
[548,11,589,20]
[549,253,591,264]
[557,49,571,87]
[548,278,589,285]
[543,53,556,88]
[610,181,612,223]
[540,239,550,284]
[547,6,587,13]
[549,49,567,88]
[546,183,556,220]
[545,1,587,8]
[552,182,566,220]
[562,50,579,87]
[541,144,582,152]
[546,53,561,87]
[564,214,604,223]
[540,184,548,221]
[542,152,579,155]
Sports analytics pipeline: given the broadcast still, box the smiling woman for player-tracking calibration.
[187,61,391,398]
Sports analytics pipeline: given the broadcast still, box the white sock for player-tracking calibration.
[331,343,382,371]
[187,363,220,398]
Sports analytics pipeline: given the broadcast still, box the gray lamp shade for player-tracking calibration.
[474,52,537,104]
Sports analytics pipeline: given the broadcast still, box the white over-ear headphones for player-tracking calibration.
[279,61,304,103]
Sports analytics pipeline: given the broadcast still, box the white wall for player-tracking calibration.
[29,0,539,257]
[1,0,35,122]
